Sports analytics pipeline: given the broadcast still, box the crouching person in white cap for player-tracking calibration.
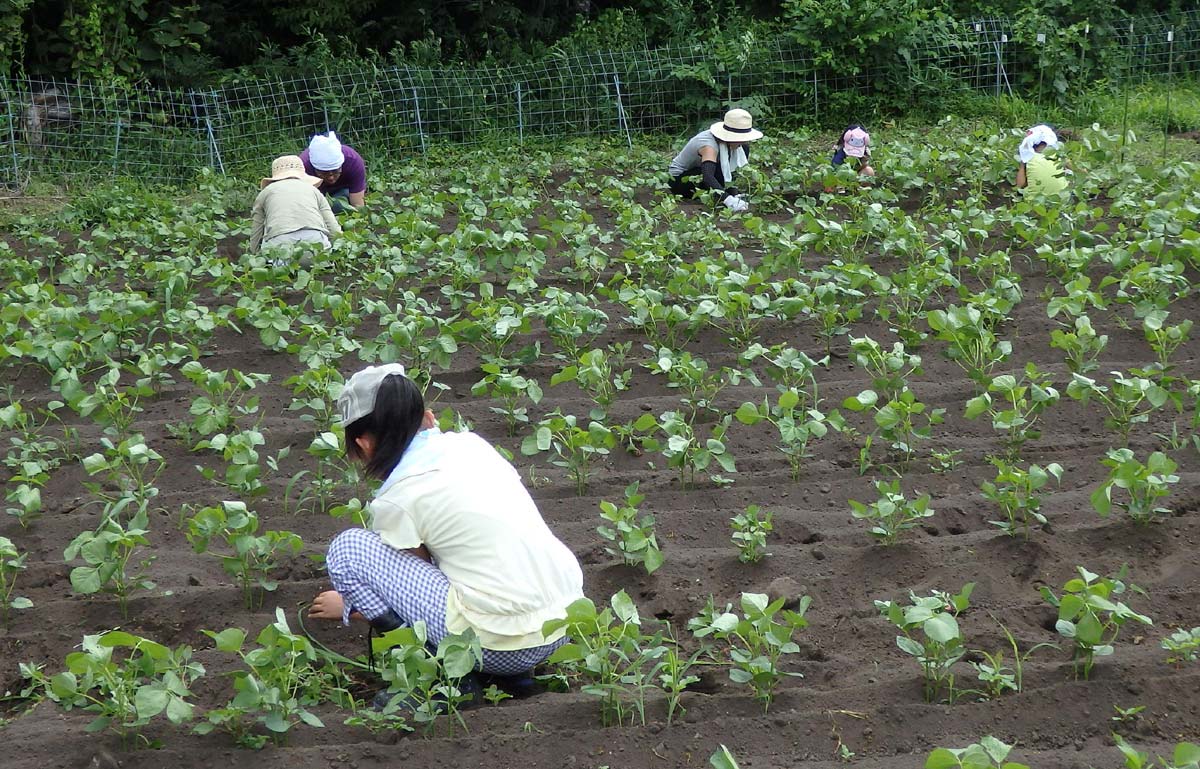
[248,155,342,263]
[667,108,763,213]
[300,130,367,213]
[308,363,585,708]
[1015,124,1069,196]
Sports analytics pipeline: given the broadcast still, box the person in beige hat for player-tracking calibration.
[247,155,342,256]
[668,108,763,212]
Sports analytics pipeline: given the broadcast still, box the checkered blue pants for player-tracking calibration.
[326,528,565,675]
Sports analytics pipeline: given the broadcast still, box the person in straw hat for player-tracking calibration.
[667,108,763,213]
[300,130,367,213]
[248,155,342,256]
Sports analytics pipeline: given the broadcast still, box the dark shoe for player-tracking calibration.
[478,669,542,699]
[372,671,484,713]
[369,610,404,632]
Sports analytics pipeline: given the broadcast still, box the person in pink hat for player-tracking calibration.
[831,124,875,177]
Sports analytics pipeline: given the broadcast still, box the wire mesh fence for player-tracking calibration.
[2,11,1198,187]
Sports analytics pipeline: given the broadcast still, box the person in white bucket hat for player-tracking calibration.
[308,363,584,708]
[668,108,763,213]
[248,155,342,258]
[1015,124,1069,196]
[300,130,368,213]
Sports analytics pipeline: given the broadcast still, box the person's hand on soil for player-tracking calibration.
[309,589,347,620]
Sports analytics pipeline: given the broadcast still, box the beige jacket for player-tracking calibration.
[248,179,342,252]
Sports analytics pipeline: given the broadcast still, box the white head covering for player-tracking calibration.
[308,131,345,171]
[1019,124,1059,163]
[337,363,407,426]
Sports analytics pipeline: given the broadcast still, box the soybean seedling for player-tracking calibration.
[849,479,934,545]
[875,583,975,703]
[1091,448,1179,525]
[186,501,303,610]
[0,536,33,623]
[1040,566,1153,679]
[64,496,156,619]
[689,592,811,711]
[23,631,204,749]
[731,505,773,563]
[596,481,664,574]
[1161,627,1200,665]
[980,460,1063,538]
[924,736,1030,769]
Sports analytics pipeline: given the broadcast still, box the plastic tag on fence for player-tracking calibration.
[1168,30,1174,42]
[1037,33,1046,44]
[975,23,982,32]
[1001,34,1008,43]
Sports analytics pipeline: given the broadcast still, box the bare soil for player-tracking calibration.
[1,183,1198,769]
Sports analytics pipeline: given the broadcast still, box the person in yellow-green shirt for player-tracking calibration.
[1015,124,1068,195]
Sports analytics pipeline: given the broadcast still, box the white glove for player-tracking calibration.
[723,194,749,213]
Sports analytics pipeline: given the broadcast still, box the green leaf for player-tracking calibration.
[734,402,762,425]
[964,395,989,419]
[643,546,664,575]
[1091,483,1113,517]
[897,635,925,657]
[69,566,102,595]
[925,748,961,769]
[165,694,194,724]
[207,627,246,653]
[710,745,741,769]
[979,736,1012,764]
[263,710,290,732]
[924,614,960,644]
[611,590,639,624]
[1173,742,1200,767]
[135,686,170,718]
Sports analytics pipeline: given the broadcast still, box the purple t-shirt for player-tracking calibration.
[299,145,367,195]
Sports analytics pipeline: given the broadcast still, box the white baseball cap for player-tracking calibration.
[337,363,407,426]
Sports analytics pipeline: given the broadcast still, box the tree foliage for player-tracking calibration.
[4,0,1178,86]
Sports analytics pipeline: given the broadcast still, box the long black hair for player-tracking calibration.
[344,373,426,481]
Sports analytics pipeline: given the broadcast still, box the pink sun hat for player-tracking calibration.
[843,127,870,158]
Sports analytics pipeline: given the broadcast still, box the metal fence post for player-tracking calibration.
[1121,21,1134,162]
[516,82,524,145]
[613,74,633,149]
[1036,32,1046,103]
[412,85,426,153]
[205,118,225,175]
[1,79,20,186]
[113,117,122,174]
[812,67,819,122]
[1164,28,1175,158]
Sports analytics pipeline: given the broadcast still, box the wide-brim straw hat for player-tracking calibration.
[261,155,323,189]
[710,108,763,143]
